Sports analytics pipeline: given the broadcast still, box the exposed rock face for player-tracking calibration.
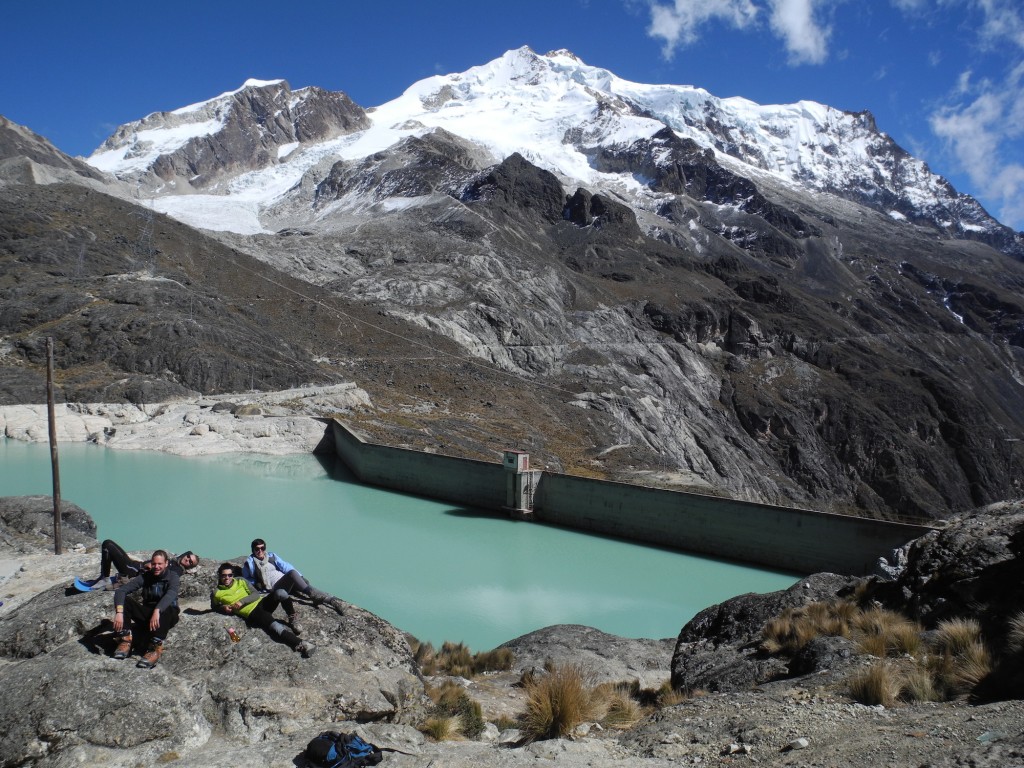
[0,115,107,184]
[670,573,859,693]
[0,495,96,553]
[671,501,1024,697]
[873,501,1024,638]
[4,53,1024,523]
[90,80,369,191]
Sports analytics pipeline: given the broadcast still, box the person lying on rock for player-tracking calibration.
[112,549,180,669]
[80,539,199,588]
[212,563,316,658]
[242,537,323,634]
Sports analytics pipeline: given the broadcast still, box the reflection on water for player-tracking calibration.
[1,438,799,650]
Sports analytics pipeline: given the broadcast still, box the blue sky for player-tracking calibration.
[2,0,1022,230]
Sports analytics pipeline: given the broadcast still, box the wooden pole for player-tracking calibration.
[46,336,62,555]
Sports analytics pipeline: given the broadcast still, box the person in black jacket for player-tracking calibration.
[111,550,180,669]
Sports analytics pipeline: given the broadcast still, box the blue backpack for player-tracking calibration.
[304,731,382,767]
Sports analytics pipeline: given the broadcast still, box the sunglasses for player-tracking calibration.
[253,545,266,552]
[219,573,234,579]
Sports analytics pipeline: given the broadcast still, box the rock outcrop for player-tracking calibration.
[2,496,1024,766]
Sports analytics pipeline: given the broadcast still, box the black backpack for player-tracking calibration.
[304,731,383,767]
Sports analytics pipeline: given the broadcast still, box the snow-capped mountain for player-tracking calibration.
[4,47,1024,521]
[86,47,1020,256]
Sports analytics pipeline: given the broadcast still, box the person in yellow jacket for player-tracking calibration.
[211,564,315,657]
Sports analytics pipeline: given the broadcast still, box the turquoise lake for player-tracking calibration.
[1,438,799,650]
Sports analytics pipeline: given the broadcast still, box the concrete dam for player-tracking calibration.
[328,419,934,576]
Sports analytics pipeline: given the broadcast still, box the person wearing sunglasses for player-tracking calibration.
[211,564,315,657]
[241,538,321,635]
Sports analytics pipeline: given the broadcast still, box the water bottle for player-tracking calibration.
[227,627,240,642]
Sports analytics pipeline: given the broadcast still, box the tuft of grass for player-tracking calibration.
[520,663,600,741]
[760,607,823,655]
[439,641,475,678]
[1006,612,1024,655]
[597,686,644,730]
[900,665,940,703]
[889,620,925,657]
[419,716,459,741]
[926,632,993,699]
[423,681,485,740]
[857,632,889,658]
[851,607,923,659]
[848,662,902,707]
[953,641,993,692]
[473,646,515,674]
[656,681,689,708]
[933,618,982,656]
[493,715,518,732]
[408,637,515,677]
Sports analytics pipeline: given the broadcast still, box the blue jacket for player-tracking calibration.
[242,551,298,592]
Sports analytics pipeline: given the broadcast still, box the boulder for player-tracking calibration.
[0,495,96,554]
[502,624,674,687]
[671,573,859,692]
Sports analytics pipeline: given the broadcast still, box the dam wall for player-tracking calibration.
[330,418,508,510]
[329,419,934,575]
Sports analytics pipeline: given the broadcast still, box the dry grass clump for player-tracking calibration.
[899,664,941,702]
[520,663,602,741]
[593,683,644,730]
[933,618,982,656]
[760,601,853,655]
[418,715,458,741]
[418,681,485,741]
[853,607,924,658]
[409,637,515,677]
[1007,612,1024,654]
[848,662,902,707]
[756,598,1005,706]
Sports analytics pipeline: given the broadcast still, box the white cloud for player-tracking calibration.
[646,0,833,64]
[975,0,1024,49]
[767,0,833,65]
[921,0,1024,228]
[647,0,759,57]
[931,82,1024,228]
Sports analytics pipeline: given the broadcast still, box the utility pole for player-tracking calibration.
[46,337,62,554]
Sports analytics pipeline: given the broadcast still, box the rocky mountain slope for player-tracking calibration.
[2,496,1021,767]
[2,49,1024,521]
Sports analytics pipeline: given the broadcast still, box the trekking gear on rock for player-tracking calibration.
[136,640,164,669]
[303,731,382,767]
[113,633,133,659]
[288,613,302,635]
[298,641,316,658]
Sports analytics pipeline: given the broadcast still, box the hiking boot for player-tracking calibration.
[136,641,164,669]
[297,641,316,658]
[113,633,133,659]
[288,614,302,636]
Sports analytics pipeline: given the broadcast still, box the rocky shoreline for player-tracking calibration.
[2,441,1023,766]
[0,386,368,457]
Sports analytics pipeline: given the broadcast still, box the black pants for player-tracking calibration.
[101,540,143,579]
[266,570,309,612]
[123,599,179,643]
[245,593,300,649]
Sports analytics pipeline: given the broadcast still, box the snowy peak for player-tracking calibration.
[89,79,369,190]
[82,48,1021,255]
